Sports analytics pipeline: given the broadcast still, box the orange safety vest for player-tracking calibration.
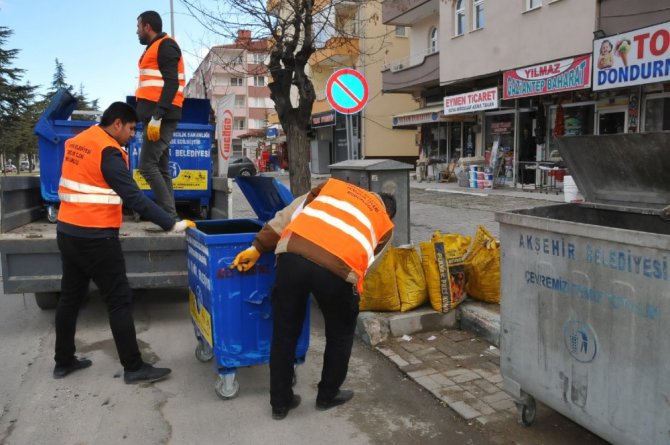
[282,178,394,293]
[136,35,185,108]
[57,125,128,228]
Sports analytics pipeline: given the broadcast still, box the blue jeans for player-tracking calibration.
[139,119,179,219]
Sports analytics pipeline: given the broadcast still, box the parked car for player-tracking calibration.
[227,156,257,177]
[19,161,30,172]
[2,164,17,173]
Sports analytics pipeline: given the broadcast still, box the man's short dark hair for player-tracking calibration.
[380,193,397,219]
[138,11,162,33]
[100,102,138,126]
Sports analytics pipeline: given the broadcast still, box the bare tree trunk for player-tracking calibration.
[286,121,311,197]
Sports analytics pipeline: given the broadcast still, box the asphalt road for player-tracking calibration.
[0,176,609,445]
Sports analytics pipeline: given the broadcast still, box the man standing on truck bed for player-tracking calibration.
[54,101,193,383]
[135,10,184,220]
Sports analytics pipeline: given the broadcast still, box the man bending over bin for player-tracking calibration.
[231,178,396,420]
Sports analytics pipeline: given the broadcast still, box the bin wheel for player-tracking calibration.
[215,374,239,399]
[195,342,213,362]
[133,211,141,223]
[199,206,210,220]
[35,292,60,310]
[46,206,58,223]
[516,398,537,427]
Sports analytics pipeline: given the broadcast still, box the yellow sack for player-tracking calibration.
[464,225,501,304]
[360,247,400,312]
[421,231,471,313]
[394,245,428,312]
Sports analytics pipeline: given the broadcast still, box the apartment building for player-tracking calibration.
[383,0,670,185]
[185,30,274,156]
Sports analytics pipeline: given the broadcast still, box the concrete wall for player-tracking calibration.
[599,0,670,35]
[439,0,598,83]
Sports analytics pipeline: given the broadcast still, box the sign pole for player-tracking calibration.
[346,114,353,160]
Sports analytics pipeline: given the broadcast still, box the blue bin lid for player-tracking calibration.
[236,176,295,222]
[34,88,78,143]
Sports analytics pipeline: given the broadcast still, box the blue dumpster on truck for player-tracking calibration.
[186,176,310,399]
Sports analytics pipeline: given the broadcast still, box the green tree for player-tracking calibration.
[73,83,100,121]
[0,26,37,172]
[46,58,72,97]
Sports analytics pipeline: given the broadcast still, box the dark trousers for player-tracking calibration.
[55,232,143,371]
[270,253,359,408]
[139,119,179,219]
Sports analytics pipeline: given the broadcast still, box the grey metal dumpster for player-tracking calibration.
[329,159,413,246]
[495,133,670,445]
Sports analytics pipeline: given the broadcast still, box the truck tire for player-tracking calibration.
[35,292,60,310]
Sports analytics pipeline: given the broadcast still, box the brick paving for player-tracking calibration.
[376,328,517,425]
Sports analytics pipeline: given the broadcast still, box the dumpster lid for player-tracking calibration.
[329,159,414,171]
[235,176,294,222]
[557,133,670,216]
[33,88,78,142]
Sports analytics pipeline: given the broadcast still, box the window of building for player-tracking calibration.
[527,0,542,10]
[254,76,266,87]
[234,95,246,107]
[253,53,265,64]
[429,27,439,53]
[455,0,466,36]
[234,118,245,130]
[231,77,244,86]
[252,97,267,107]
[394,26,407,37]
[250,119,266,129]
[643,94,670,132]
[473,0,484,30]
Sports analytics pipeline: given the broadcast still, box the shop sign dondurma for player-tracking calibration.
[503,55,592,100]
[593,21,670,91]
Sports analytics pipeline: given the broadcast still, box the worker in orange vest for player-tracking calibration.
[54,102,194,383]
[232,178,396,420]
[135,10,185,220]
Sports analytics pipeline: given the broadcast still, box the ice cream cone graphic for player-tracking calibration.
[616,38,631,67]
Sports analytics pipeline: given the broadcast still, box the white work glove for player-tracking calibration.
[171,219,196,232]
[230,246,261,272]
[146,117,162,142]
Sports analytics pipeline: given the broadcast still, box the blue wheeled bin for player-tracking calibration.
[126,97,213,219]
[33,89,96,222]
[186,176,310,399]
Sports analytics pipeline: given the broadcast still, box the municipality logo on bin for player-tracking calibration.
[563,320,598,362]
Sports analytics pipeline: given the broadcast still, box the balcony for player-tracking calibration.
[382,48,439,95]
[382,0,438,26]
[309,36,360,67]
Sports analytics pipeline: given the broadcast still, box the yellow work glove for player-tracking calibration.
[230,246,260,272]
[171,219,196,232]
[146,117,162,142]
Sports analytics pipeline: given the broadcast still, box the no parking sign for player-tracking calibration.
[326,69,369,115]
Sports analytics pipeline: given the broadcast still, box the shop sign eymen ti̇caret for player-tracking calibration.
[443,87,499,116]
[503,55,592,100]
[593,20,670,91]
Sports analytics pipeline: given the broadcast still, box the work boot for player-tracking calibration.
[272,394,301,420]
[53,357,92,379]
[316,390,354,411]
[123,362,171,384]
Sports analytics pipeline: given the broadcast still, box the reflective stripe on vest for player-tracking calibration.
[58,178,122,205]
[282,179,394,292]
[136,35,185,107]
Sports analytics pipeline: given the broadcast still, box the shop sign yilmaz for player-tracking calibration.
[593,21,670,91]
[503,55,592,100]
[443,87,499,115]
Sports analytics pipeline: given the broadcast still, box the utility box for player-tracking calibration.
[496,133,670,445]
[329,159,413,246]
[310,140,331,174]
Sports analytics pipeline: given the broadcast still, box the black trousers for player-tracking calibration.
[55,232,143,371]
[270,253,359,409]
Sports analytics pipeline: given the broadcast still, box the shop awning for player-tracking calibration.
[392,105,477,128]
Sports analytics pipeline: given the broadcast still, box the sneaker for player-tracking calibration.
[53,357,92,379]
[316,389,354,411]
[271,394,301,420]
[123,362,171,384]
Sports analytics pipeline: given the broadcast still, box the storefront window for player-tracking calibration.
[449,123,462,161]
[643,96,670,132]
[485,113,515,179]
[548,104,594,157]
